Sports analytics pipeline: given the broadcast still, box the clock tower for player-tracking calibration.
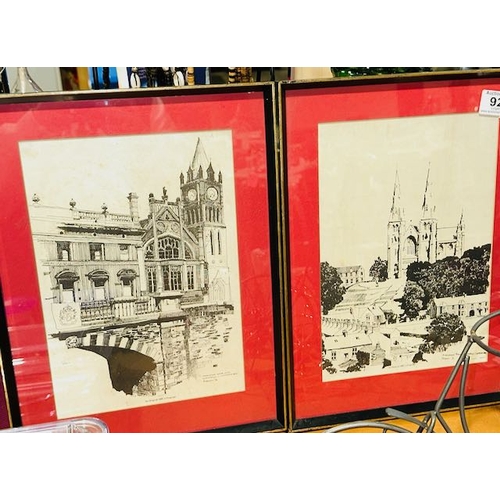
[180,138,230,304]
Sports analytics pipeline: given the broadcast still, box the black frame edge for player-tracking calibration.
[0,281,22,428]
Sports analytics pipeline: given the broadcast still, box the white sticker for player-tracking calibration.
[479,89,500,116]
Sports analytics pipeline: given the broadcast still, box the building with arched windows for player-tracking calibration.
[427,293,489,319]
[28,138,232,336]
[142,137,230,309]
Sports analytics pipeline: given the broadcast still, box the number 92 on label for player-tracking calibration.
[479,89,500,116]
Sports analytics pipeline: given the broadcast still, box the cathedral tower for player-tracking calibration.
[418,168,438,264]
[387,171,403,279]
[455,210,465,258]
[386,168,464,281]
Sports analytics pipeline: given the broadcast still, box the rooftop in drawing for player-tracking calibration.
[335,265,364,273]
[430,293,489,306]
[323,332,372,350]
[27,200,142,231]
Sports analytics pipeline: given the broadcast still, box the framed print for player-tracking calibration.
[0,83,286,432]
[280,70,500,431]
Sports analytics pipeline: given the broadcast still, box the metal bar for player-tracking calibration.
[325,421,412,433]
[459,355,471,433]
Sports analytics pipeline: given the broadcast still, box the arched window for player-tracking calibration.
[145,236,180,260]
[146,238,194,261]
[405,236,417,256]
[87,270,109,301]
[55,270,79,303]
[117,269,137,298]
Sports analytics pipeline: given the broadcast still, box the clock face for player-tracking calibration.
[206,187,218,201]
[187,189,197,201]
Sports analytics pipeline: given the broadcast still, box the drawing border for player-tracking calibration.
[279,70,500,432]
[0,83,286,433]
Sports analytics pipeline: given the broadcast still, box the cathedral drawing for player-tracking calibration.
[319,113,496,383]
[387,169,465,279]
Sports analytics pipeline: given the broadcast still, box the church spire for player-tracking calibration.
[189,137,211,172]
[389,170,403,222]
[421,166,435,219]
[455,209,465,257]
